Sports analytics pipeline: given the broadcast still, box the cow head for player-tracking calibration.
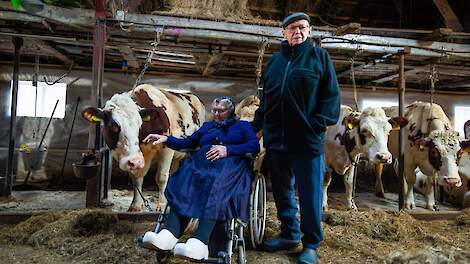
[343,107,408,164]
[414,130,462,188]
[82,93,158,172]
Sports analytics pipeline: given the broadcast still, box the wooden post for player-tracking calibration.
[398,47,410,210]
[86,0,107,208]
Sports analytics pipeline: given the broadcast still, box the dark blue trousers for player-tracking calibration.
[266,150,325,250]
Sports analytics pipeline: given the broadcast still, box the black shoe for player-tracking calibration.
[297,248,317,264]
[261,236,300,252]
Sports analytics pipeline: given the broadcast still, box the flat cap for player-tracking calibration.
[281,12,311,28]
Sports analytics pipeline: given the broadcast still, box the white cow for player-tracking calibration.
[323,105,408,210]
[387,102,463,210]
[415,134,470,208]
[82,84,205,211]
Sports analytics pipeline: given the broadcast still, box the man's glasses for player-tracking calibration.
[285,24,310,33]
[212,108,228,114]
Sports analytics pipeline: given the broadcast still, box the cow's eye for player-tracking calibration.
[111,125,120,133]
[430,148,439,157]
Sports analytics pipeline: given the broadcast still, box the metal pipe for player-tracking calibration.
[1,37,22,197]
[398,51,406,210]
[58,96,81,185]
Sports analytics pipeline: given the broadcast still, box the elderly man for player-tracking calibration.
[252,12,340,264]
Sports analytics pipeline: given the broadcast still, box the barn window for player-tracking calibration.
[360,99,397,111]
[12,80,67,118]
[454,105,470,139]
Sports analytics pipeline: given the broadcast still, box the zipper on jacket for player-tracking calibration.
[280,59,291,149]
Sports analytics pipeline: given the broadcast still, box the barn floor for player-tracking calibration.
[0,191,469,264]
[0,189,462,214]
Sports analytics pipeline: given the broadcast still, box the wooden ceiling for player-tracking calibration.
[1,0,470,93]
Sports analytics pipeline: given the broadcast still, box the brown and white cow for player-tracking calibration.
[414,132,470,209]
[323,105,408,210]
[386,101,463,210]
[82,84,205,211]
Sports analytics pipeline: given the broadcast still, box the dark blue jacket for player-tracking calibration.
[167,119,260,156]
[252,38,340,157]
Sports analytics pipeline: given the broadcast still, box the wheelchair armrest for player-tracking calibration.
[178,148,199,153]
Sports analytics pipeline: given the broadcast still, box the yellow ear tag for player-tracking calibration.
[347,123,354,130]
[90,115,101,122]
[142,115,151,122]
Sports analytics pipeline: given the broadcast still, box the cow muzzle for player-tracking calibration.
[439,176,462,188]
[376,153,392,164]
[121,156,145,171]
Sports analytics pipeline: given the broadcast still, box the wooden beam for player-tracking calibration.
[432,0,464,32]
[2,2,470,59]
[372,67,424,84]
[33,39,73,65]
[426,28,453,41]
[333,23,361,36]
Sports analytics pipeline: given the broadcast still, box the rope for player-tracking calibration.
[132,29,162,92]
[349,50,361,111]
[255,38,268,93]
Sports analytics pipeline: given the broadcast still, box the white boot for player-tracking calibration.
[141,229,178,251]
[173,238,209,260]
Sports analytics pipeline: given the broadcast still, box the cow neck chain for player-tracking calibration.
[347,126,363,165]
[128,173,152,212]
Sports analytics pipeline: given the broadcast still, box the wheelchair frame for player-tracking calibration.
[138,152,267,263]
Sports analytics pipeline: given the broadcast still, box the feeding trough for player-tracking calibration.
[72,153,101,180]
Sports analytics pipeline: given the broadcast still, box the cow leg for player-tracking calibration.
[343,167,358,210]
[403,164,416,210]
[322,170,332,211]
[155,148,175,211]
[129,175,145,212]
[424,176,436,210]
[375,163,385,198]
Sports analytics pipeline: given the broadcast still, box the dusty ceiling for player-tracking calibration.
[0,0,470,94]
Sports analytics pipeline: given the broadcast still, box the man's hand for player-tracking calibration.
[143,134,168,145]
[206,145,227,161]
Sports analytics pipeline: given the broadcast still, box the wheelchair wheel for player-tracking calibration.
[237,244,246,264]
[248,172,267,249]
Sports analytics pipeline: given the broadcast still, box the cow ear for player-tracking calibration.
[139,108,159,122]
[414,137,430,150]
[343,115,359,130]
[389,116,409,130]
[82,107,104,123]
[460,139,470,153]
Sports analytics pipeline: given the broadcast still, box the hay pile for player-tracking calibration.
[321,209,470,263]
[0,206,469,264]
[0,209,155,264]
[162,0,252,20]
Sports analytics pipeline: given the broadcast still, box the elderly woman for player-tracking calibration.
[141,96,260,260]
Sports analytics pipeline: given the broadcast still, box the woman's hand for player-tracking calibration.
[144,134,168,145]
[206,145,227,161]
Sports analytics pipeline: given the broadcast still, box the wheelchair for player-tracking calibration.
[138,152,267,264]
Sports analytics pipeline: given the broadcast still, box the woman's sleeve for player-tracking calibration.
[166,123,208,150]
[226,122,260,156]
